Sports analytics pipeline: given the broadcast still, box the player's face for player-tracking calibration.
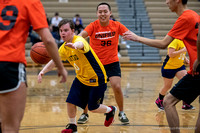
[166,0,178,12]
[97,5,111,25]
[59,23,74,42]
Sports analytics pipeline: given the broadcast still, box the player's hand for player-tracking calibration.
[123,30,138,41]
[65,42,83,50]
[38,71,44,83]
[57,67,68,83]
[65,43,76,49]
[185,57,190,64]
[192,59,200,76]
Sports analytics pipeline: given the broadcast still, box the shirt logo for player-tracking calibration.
[95,31,116,40]
[68,54,79,61]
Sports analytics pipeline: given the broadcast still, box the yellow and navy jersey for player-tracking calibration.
[58,35,107,86]
[163,39,186,69]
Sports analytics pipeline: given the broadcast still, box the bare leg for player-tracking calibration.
[83,105,88,114]
[175,70,187,80]
[109,76,123,111]
[90,104,108,113]
[0,82,27,133]
[195,102,200,133]
[163,93,180,133]
[159,77,173,95]
[67,103,77,118]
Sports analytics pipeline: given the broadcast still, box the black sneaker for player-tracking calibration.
[77,113,89,124]
[104,106,117,127]
[182,103,195,110]
[61,124,77,133]
[155,97,164,111]
[118,112,129,125]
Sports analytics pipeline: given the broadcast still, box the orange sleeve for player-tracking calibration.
[168,16,189,40]
[118,22,129,36]
[84,22,94,36]
[27,0,48,30]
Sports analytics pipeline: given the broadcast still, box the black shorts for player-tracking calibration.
[66,78,107,110]
[170,74,200,104]
[104,62,121,79]
[0,62,26,93]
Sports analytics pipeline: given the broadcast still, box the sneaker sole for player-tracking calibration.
[61,130,77,133]
[77,119,89,124]
[118,117,129,125]
[121,121,130,125]
[182,107,195,110]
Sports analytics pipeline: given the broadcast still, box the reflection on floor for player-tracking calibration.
[20,67,199,133]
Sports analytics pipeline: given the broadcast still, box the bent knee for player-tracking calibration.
[163,94,179,108]
[88,105,99,113]
[89,109,97,113]
[112,85,121,92]
[163,98,169,108]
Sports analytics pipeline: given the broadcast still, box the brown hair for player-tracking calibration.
[58,19,75,30]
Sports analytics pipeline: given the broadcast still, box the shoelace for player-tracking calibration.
[80,114,86,119]
[120,113,127,119]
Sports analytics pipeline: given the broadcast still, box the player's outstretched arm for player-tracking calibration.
[38,60,56,83]
[36,28,67,83]
[123,30,173,49]
[65,42,84,50]
[78,30,88,38]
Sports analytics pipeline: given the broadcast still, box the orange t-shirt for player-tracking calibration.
[84,20,128,65]
[168,10,200,74]
[0,0,48,65]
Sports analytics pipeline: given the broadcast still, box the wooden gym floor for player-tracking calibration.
[20,66,199,133]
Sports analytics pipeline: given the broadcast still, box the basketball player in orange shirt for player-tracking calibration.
[0,0,67,132]
[123,0,200,132]
[78,2,129,124]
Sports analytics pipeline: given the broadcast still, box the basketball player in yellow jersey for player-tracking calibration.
[38,19,117,133]
[155,39,194,111]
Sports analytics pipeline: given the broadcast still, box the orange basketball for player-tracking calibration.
[30,42,51,64]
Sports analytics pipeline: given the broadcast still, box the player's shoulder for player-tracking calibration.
[3,0,37,6]
[110,20,121,25]
[89,20,99,26]
[74,35,88,44]
[59,42,66,49]
[12,0,43,10]
[181,10,198,20]
[109,20,125,28]
[15,0,41,5]
[27,0,41,4]
[74,35,84,40]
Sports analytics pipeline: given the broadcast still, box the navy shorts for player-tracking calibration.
[104,61,121,79]
[0,62,26,93]
[161,65,186,79]
[66,78,107,110]
[170,74,200,104]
